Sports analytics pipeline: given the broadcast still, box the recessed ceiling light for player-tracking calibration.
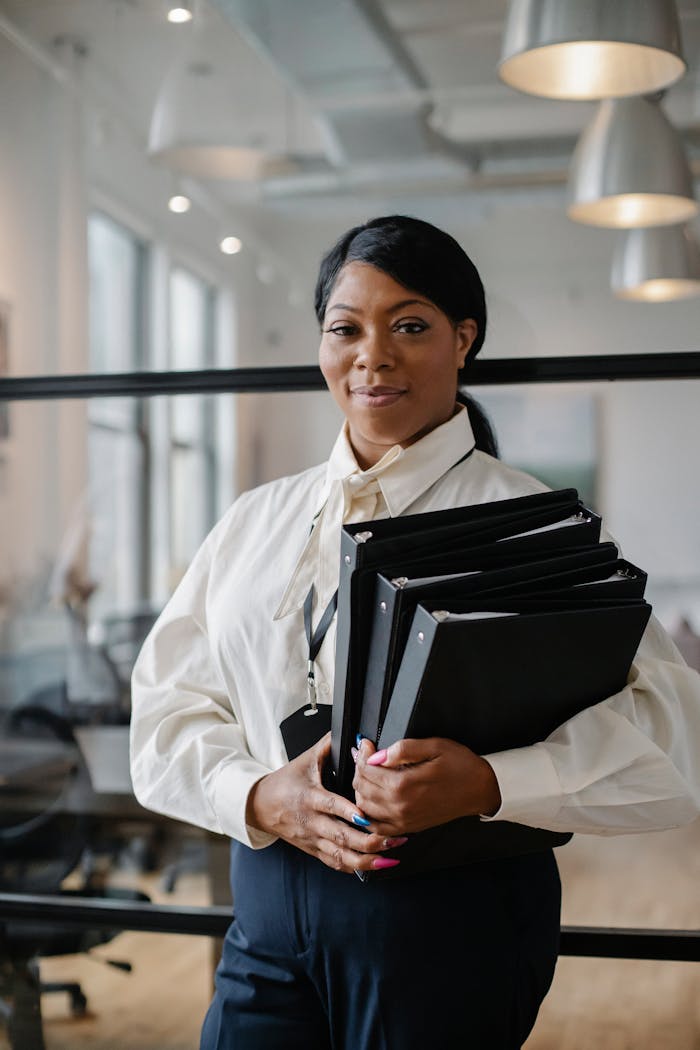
[167,4,193,25]
[168,194,191,213]
[220,236,242,255]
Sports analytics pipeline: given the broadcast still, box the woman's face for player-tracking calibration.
[319,261,477,469]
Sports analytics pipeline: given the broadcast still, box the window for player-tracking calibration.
[87,213,148,619]
[167,267,217,586]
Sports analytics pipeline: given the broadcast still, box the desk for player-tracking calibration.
[76,726,232,939]
[2,725,232,932]
[74,725,231,976]
[74,726,131,794]
[0,739,76,788]
[66,725,151,819]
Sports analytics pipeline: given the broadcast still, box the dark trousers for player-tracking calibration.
[200,839,561,1050]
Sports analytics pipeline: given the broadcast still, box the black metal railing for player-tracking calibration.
[0,893,698,961]
[1,351,700,402]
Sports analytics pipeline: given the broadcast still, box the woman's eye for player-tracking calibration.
[395,321,428,334]
[326,324,357,337]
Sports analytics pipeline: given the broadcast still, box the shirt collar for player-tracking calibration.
[317,404,476,519]
[274,405,476,621]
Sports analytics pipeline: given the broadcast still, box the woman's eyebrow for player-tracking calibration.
[389,298,437,313]
[327,298,436,314]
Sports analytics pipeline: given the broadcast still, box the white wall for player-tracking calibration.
[0,34,88,611]
[599,379,700,625]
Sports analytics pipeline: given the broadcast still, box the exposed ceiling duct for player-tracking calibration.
[209,0,473,177]
[209,0,700,200]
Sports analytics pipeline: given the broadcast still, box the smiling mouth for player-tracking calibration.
[351,386,406,407]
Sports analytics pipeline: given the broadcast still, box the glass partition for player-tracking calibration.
[0,394,233,719]
[1,384,698,1050]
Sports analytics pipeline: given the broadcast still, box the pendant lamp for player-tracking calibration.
[612,224,700,300]
[567,96,697,228]
[499,0,685,100]
[148,59,289,180]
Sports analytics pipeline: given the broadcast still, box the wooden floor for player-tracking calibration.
[525,822,700,1050]
[1,822,698,1050]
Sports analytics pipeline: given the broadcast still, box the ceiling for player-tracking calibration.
[1,0,700,214]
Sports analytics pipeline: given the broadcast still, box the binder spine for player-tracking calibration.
[359,576,399,744]
[377,607,437,750]
[330,530,361,793]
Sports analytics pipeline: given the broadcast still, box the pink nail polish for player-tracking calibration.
[383,836,408,849]
[372,857,401,870]
[367,749,388,766]
[351,747,358,763]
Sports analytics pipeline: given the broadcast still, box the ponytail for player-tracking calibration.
[457,390,499,459]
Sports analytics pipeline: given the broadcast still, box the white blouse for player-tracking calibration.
[130,408,700,848]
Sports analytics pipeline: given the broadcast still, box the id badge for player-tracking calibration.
[280,702,332,761]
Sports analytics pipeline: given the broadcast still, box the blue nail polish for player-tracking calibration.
[355,733,364,747]
[352,814,370,827]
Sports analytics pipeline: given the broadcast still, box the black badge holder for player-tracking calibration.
[280,584,337,761]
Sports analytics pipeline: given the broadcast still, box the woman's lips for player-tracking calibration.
[350,386,406,408]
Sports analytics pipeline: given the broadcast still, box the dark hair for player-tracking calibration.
[315,214,498,458]
[456,391,499,459]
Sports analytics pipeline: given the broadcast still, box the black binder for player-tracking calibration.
[352,596,651,881]
[378,600,652,756]
[329,488,600,797]
[359,544,624,744]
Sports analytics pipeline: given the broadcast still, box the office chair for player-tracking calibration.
[0,703,148,1050]
[94,608,159,678]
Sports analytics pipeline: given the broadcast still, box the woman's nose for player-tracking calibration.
[353,331,394,370]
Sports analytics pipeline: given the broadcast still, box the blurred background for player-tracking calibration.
[0,2,699,1048]
[2,0,700,652]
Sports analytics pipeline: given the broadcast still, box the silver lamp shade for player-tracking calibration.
[567,96,697,228]
[612,225,700,300]
[148,60,291,180]
[499,0,686,100]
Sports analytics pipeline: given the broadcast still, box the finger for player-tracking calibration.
[293,731,332,786]
[353,759,400,791]
[353,756,418,796]
[311,730,332,769]
[351,791,416,837]
[308,783,374,832]
[313,815,399,856]
[370,737,439,768]
[353,783,409,830]
[354,736,376,765]
[315,837,402,875]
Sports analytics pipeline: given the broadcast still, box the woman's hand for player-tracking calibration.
[246,733,406,875]
[352,737,502,837]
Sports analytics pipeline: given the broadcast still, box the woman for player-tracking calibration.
[130,215,700,1049]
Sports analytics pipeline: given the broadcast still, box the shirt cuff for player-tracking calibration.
[213,758,279,849]
[480,743,563,827]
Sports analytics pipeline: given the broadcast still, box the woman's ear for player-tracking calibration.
[455,319,478,369]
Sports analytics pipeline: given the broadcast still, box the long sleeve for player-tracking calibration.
[130,518,276,849]
[483,614,700,834]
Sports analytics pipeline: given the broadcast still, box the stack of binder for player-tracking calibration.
[328,488,651,879]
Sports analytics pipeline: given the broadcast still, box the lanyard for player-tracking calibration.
[303,584,337,715]
[301,443,475,715]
